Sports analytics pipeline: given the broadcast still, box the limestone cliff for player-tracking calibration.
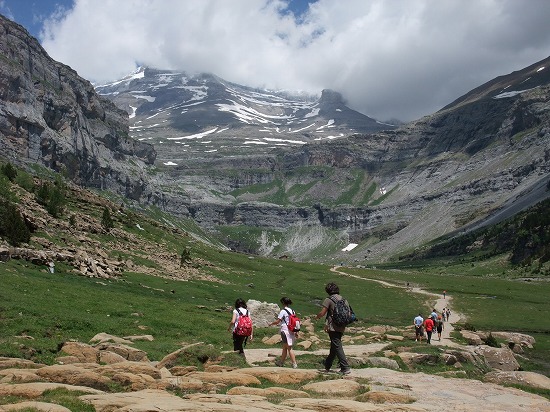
[0,14,155,199]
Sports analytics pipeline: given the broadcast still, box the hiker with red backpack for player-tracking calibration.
[228,298,253,355]
[270,297,300,368]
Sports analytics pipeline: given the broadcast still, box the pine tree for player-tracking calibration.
[101,207,114,230]
[0,200,30,246]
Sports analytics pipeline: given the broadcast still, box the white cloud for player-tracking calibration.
[40,0,550,122]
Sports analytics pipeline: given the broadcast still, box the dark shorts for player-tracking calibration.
[415,326,423,336]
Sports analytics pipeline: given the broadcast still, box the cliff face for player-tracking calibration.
[0,14,155,198]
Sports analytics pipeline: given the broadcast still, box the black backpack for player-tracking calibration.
[330,296,356,327]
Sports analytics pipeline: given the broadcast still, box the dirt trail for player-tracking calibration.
[330,266,464,347]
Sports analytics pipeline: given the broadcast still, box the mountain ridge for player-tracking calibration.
[1,12,549,263]
[95,66,395,165]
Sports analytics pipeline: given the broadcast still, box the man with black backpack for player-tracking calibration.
[314,282,352,375]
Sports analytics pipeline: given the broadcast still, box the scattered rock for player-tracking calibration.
[238,367,319,384]
[367,357,400,370]
[355,391,416,404]
[485,371,550,390]
[302,379,363,396]
[35,364,112,391]
[227,385,310,398]
[461,330,483,345]
[186,371,261,386]
[0,401,72,412]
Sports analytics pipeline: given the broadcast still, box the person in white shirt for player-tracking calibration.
[270,297,298,368]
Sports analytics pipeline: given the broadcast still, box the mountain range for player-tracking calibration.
[95,67,395,164]
[1,13,549,263]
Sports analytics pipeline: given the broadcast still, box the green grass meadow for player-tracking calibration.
[2,245,549,369]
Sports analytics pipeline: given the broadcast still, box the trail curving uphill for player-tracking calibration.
[329,266,464,347]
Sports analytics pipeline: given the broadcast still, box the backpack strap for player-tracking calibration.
[283,308,293,324]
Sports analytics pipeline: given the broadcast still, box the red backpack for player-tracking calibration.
[234,309,253,336]
[284,308,301,332]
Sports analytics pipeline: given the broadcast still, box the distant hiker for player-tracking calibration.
[442,308,447,322]
[314,282,351,375]
[424,315,434,344]
[270,297,299,368]
[446,308,451,320]
[228,298,253,355]
[443,290,446,299]
[436,314,444,341]
[430,309,438,321]
[413,313,424,342]
[48,261,55,274]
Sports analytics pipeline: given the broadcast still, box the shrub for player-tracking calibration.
[0,200,31,246]
[0,175,18,203]
[485,332,498,347]
[35,178,66,218]
[1,162,17,181]
[101,207,114,230]
[180,246,191,266]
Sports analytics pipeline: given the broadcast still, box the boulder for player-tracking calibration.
[474,346,520,371]
[111,372,156,391]
[0,357,44,370]
[59,341,99,363]
[35,364,112,391]
[461,330,483,345]
[90,333,134,345]
[186,371,261,386]
[94,343,148,362]
[485,371,550,390]
[0,369,43,383]
[355,391,416,404]
[302,379,362,396]
[0,401,71,412]
[0,382,103,398]
[227,385,310,398]
[156,343,203,369]
[245,300,280,328]
[367,357,400,370]
[398,352,439,367]
[238,367,318,384]
[490,332,535,348]
[98,350,127,364]
[169,365,198,376]
[100,361,162,379]
[262,334,282,345]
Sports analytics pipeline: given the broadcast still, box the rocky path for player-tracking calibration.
[330,266,463,347]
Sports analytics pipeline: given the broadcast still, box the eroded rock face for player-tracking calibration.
[0,14,155,198]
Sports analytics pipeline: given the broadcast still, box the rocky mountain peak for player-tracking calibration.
[319,89,344,104]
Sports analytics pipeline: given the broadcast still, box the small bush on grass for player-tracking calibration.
[485,332,498,347]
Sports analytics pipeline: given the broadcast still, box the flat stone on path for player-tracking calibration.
[0,401,72,412]
[239,367,319,384]
[0,382,103,398]
[302,378,363,396]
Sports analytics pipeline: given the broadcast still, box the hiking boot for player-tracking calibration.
[292,362,298,369]
[339,369,351,375]
[319,360,330,372]
[275,360,283,367]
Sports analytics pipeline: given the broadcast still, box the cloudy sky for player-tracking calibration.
[2,0,550,122]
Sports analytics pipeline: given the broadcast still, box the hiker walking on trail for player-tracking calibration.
[414,313,424,342]
[424,315,434,344]
[443,290,446,299]
[228,298,253,355]
[436,314,444,341]
[270,297,299,368]
[314,282,351,375]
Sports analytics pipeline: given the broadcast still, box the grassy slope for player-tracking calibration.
[1,167,549,376]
